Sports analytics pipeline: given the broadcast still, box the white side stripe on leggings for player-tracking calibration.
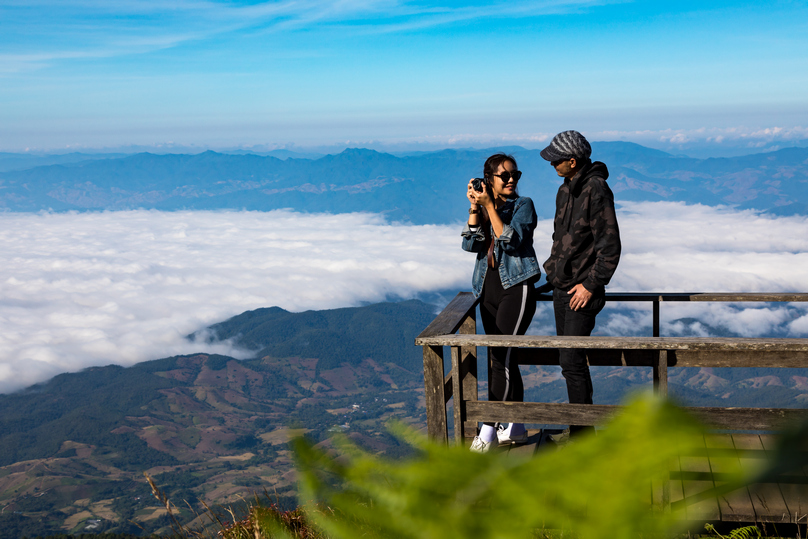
[502,282,528,401]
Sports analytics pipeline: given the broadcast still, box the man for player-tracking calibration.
[540,130,621,438]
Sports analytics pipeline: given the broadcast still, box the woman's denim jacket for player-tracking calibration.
[461,196,541,298]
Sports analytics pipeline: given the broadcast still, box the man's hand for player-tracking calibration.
[568,283,592,311]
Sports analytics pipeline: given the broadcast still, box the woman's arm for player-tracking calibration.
[469,181,503,236]
[496,197,538,253]
[466,179,483,228]
[462,179,488,252]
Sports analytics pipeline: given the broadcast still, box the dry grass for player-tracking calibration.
[144,473,325,539]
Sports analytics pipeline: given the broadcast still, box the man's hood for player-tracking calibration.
[570,161,609,193]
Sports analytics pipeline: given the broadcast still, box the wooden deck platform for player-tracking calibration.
[492,430,808,524]
[422,292,808,526]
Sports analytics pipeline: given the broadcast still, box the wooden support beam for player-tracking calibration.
[458,313,478,438]
[654,350,668,396]
[422,345,448,442]
[451,346,464,443]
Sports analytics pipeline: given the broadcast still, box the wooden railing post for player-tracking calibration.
[423,345,448,442]
[654,348,671,513]
[450,346,464,443]
[653,349,668,396]
[459,312,478,439]
[653,298,660,337]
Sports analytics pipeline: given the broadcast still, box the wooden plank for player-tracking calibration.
[732,434,792,523]
[669,452,686,508]
[464,401,808,431]
[704,433,756,522]
[428,343,808,370]
[416,334,808,352]
[450,346,464,443]
[671,350,808,368]
[759,434,808,524]
[423,345,448,442]
[503,430,543,457]
[686,407,808,431]
[458,314,479,438]
[416,292,478,339]
[678,434,721,521]
[466,401,617,425]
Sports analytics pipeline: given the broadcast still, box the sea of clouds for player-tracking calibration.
[1,201,807,393]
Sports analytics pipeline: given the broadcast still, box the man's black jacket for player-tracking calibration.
[543,160,621,291]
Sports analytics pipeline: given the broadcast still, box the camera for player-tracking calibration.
[471,177,487,192]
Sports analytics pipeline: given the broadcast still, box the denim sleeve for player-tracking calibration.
[461,222,486,253]
[495,197,537,253]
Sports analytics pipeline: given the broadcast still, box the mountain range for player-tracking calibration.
[1,299,807,537]
[1,143,806,222]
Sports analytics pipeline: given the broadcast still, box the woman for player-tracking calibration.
[462,153,540,453]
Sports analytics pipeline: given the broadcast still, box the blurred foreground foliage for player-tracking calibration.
[288,393,808,539]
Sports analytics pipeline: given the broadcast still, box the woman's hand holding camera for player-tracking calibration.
[467,177,503,237]
[467,178,492,208]
[467,179,488,225]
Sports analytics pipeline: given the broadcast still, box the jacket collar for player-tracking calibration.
[567,160,592,193]
[567,160,608,194]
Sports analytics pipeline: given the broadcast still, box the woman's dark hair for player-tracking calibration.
[483,153,517,179]
[483,153,519,197]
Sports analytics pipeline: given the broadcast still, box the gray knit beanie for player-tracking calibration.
[540,130,592,162]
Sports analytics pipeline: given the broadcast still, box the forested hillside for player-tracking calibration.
[2,298,807,537]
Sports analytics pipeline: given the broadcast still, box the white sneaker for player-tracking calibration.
[470,435,496,453]
[497,425,528,446]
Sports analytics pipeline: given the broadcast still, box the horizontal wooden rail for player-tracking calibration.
[466,402,807,431]
[417,334,808,352]
[416,292,478,339]
[536,292,808,302]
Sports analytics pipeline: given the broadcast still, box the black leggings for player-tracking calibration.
[479,268,536,426]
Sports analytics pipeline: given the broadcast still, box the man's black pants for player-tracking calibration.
[553,286,605,436]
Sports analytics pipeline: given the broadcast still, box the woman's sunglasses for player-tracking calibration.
[493,170,522,182]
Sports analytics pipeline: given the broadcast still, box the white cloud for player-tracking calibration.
[0,210,470,393]
[584,126,808,157]
[0,201,807,393]
[2,0,615,72]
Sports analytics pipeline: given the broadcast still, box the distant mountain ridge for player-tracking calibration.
[1,143,806,222]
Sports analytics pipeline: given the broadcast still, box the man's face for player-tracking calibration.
[551,157,577,179]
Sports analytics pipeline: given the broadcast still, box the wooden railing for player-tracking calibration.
[415,292,808,442]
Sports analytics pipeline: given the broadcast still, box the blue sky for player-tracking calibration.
[2,0,807,152]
